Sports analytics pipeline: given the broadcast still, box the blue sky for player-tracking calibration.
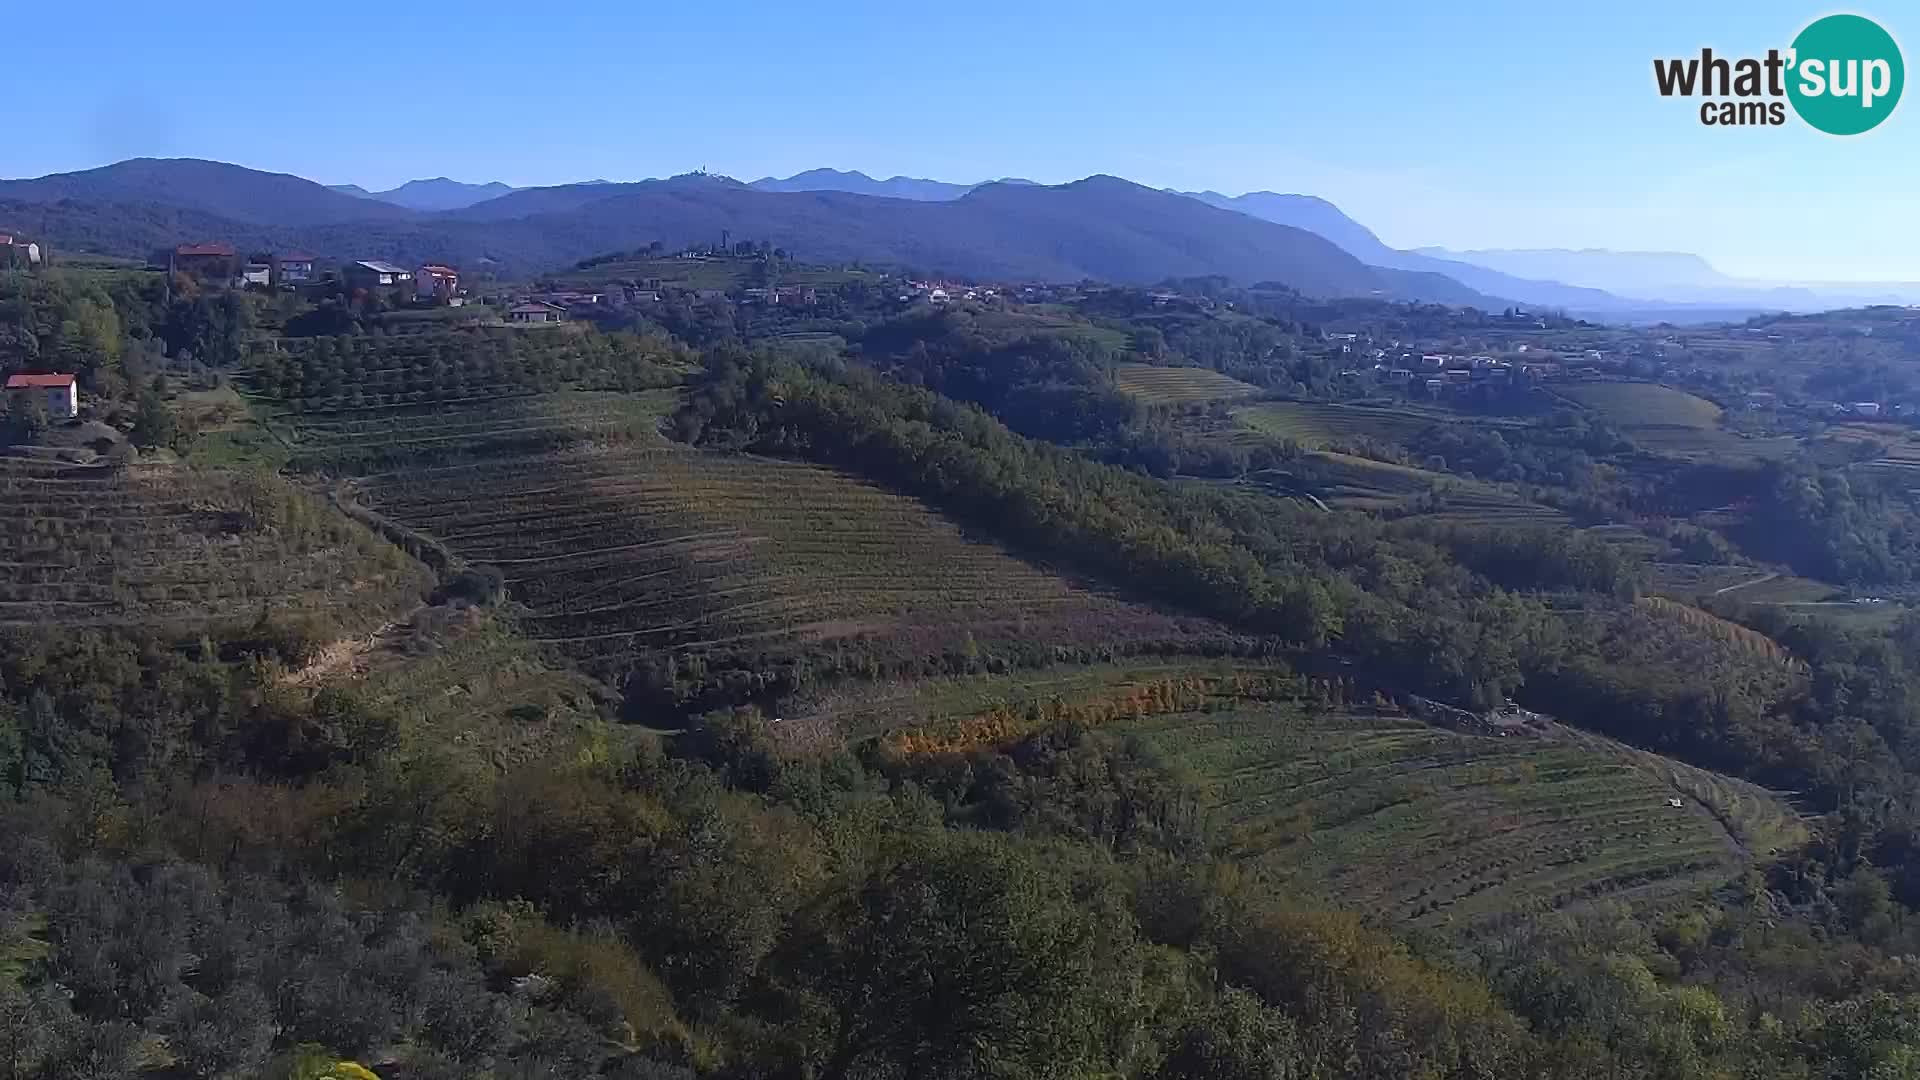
[9,1,1914,281]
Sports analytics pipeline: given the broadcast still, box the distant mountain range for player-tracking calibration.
[746,169,1037,201]
[329,177,520,212]
[6,156,1908,317]
[1176,191,1636,313]
[0,159,1493,303]
[1410,247,1920,309]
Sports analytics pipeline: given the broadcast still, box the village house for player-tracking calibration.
[344,260,415,294]
[156,243,238,279]
[5,373,78,419]
[240,259,272,287]
[416,264,460,303]
[0,234,42,271]
[534,290,603,308]
[507,300,567,324]
[272,252,317,286]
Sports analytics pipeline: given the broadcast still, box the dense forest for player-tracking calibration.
[10,266,1920,1078]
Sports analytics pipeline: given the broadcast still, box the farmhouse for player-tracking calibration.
[5,373,77,419]
[157,243,238,278]
[272,252,317,285]
[507,300,567,324]
[417,263,460,302]
[0,234,42,271]
[345,260,414,293]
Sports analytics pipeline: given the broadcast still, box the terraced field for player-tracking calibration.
[1837,423,1920,484]
[1121,703,1795,930]
[268,390,680,470]
[1298,452,1568,524]
[1558,382,1797,462]
[1560,382,1724,427]
[1113,363,1260,404]
[777,658,1294,748]
[355,444,1219,667]
[0,457,426,629]
[1646,562,1773,598]
[1233,401,1443,448]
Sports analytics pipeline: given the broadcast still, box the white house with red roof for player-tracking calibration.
[5,373,77,419]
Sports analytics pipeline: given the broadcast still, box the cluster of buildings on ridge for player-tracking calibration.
[150,245,467,305]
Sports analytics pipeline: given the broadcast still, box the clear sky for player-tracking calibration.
[8,1,1914,282]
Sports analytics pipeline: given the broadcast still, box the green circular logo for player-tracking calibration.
[1787,14,1903,134]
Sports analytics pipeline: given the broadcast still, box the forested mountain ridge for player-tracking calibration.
[0,157,420,226]
[2,160,1490,300]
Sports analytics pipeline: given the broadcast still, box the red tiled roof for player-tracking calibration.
[6,373,75,389]
[419,264,458,276]
[176,243,236,257]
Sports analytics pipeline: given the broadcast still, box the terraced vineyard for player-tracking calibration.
[355,444,1219,668]
[0,457,426,629]
[1232,401,1512,449]
[1559,382,1724,428]
[269,390,680,470]
[1290,451,1568,524]
[1646,562,1774,598]
[1113,363,1260,404]
[777,658,1294,748]
[1121,703,1793,930]
[1558,381,1797,462]
[1839,423,1920,483]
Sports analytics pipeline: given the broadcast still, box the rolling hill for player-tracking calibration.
[0,158,417,226]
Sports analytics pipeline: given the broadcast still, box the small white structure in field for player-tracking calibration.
[1666,797,1683,809]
